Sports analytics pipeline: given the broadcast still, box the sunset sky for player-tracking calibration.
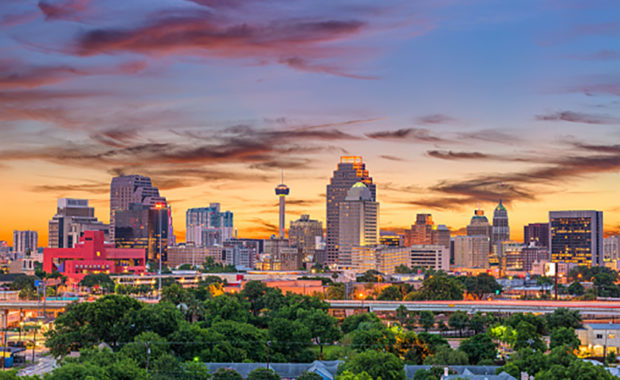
[1,0,620,246]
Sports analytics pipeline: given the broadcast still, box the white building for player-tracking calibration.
[338,182,378,268]
[453,235,490,268]
[410,244,450,272]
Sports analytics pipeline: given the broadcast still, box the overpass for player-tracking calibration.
[327,300,620,316]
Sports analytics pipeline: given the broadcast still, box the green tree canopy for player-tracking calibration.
[340,350,405,380]
[549,327,580,350]
[458,333,497,365]
[247,368,281,380]
[411,273,464,301]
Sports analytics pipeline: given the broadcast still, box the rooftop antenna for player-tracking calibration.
[281,169,284,184]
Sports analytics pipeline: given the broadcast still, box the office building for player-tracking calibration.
[185,204,233,247]
[338,182,379,268]
[43,230,146,283]
[109,175,166,241]
[522,245,550,272]
[275,178,290,239]
[410,244,450,272]
[326,156,375,265]
[467,208,492,252]
[434,225,451,249]
[351,245,409,274]
[453,235,490,268]
[257,238,300,271]
[604,236,620,262]
[115,203,169,262]
[48,198,108,249]
[289,214,323,264]
[380,232,403,247]
[524,223,549,247]
[13,230,38,254]
[549,210,603,267]
[492,200,510,246]
[405,214,434,246]
[167,244,223,269]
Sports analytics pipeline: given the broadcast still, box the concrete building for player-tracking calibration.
[524,223,549,247]
[12,230,38,254]
[467,209,493,252]
[453,235,490,268]
[48,198,108,248]
[223,238,261,270]
[410,244,450,272]
[379,232,403,247]
[167,245,219,268]
[549,210,603,267]
[405,214,434,246]
[492,200,510,247]
[604,236,620,262]
[257,238,300,271]
[434,225,451,249]
[185,204,233,247]
[338,182,379,268]
[114,202,169,262]
[577,323,620,357]
[351,245,409,274]
[326,156,375,266]
[522,245,550,272]
[289,214,323,264]
[44,230,146,283]
[109,175,166,242]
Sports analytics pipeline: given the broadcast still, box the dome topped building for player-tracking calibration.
[467,208,493,253]
[492,199,510,246]
[345,182,372,201]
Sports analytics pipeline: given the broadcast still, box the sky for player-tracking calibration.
[1,0,620,246]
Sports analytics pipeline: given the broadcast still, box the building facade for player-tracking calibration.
[257,238,300,271]
[466,209,493,252]
[13,230,38,254]
[404,214,434,246]
[603,236,620,262]
[43,230,146,283]
[549,210,603,267]
[109,175,166,241]
[492,200,510,247]
[326,156,375,266]
[185,204,234,247]
[115,203,169,262]
[48,198,108,249]
[410,244,450,272]
[453,235,490,268]
[351,245,410,274]
[524,223,549,247]
[338,182,379,268]
[289,214,323,264]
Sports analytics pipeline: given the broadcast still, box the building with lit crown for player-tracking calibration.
[43,230,145,283]
[549,210,603,267]
[492,199,510,246]
[467,208,493,253]
[326,156,375,266]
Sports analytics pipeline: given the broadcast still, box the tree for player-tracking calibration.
[513,321,546,352]
[268,317,312,361]
[418,311,435,331]
[459,273,502,299]
[79,273,115,293]
[325,283,345,300]
[412,273,464,300]
[357,270,384,283]
[469,312,487,334]
[341,313,381,334]
[448,311,469,336]
[423,346,468,365]
[119,332,169,368]
[505,313,547,336]
[546,308,582,330]
[241,281,270,316]
[247,368,281,380]
[297,308,341,355]
[377,285,403,301]
[395,305,410,327]
[459,333,497,365]
[549,327,580,350]
[351,323,396,352]
[337,371,373,380]
[340,350,405,380]
[212,368,242,380]
[390,331,431,364]
[203,294,250,326]
[417,332,448,353]
[182,361,211,380]
[394,265,412,274]
[296,372,322,380]
[568,281,585,296]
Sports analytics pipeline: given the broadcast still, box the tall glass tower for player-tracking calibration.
[326,156,375,266]
[492,199,510,246]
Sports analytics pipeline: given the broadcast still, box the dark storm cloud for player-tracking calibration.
[536,110,619,124]
[365,128,448,143]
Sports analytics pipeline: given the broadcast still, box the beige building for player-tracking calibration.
[577,323,620,356]
[167,245,223,268]
[338,182,378,268]
[410,245,449,272]
[351,245,409,274]
[453,235,490,268]
[289,214,323,264]
[257,238,301,271]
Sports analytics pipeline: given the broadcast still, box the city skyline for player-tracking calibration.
[2,1,620,244]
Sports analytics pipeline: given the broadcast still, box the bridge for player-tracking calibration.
[327,300,620,316]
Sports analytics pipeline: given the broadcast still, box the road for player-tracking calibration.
[17,354,56,376]
[327,299,620,316]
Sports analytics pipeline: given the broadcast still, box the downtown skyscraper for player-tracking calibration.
[326,156,375,266]
[549,210,603,267]
[492,199,510,247]
[185,204,233,247]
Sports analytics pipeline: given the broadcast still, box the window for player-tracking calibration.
[597,334,603,339]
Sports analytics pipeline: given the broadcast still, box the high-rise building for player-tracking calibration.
[433,225,451,249]
[289,214,323,264]
[524,223,549,247]
[492,200,510,246]
[48,198,108,249]
[275,178,290,239]
[453,235,490,268]
[115,202,169,262]
[338,182,379,268]
[404,214,434,246]
[604,236,620,262]
[257,237,300,271]
[549,210,603,267]
[109,175,166,241]
[467,208,493,252]
[522,244,550,272]
[13,230,38,254]
[326,156,375,265]
[185,204,233,247]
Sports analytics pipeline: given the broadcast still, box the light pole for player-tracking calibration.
[155,203,164,298]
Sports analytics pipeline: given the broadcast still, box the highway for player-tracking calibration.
[327,300,620,316]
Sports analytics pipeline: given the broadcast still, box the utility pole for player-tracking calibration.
[158,205,163,298]
[267,340,271,370]
[146,342,151,373]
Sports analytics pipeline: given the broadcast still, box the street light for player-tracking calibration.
[32,321,42,364]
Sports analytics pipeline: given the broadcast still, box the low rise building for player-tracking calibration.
[410,245,450,272]
[577,323,620,357]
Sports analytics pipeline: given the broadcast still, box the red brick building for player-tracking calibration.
[43,230,145,283]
